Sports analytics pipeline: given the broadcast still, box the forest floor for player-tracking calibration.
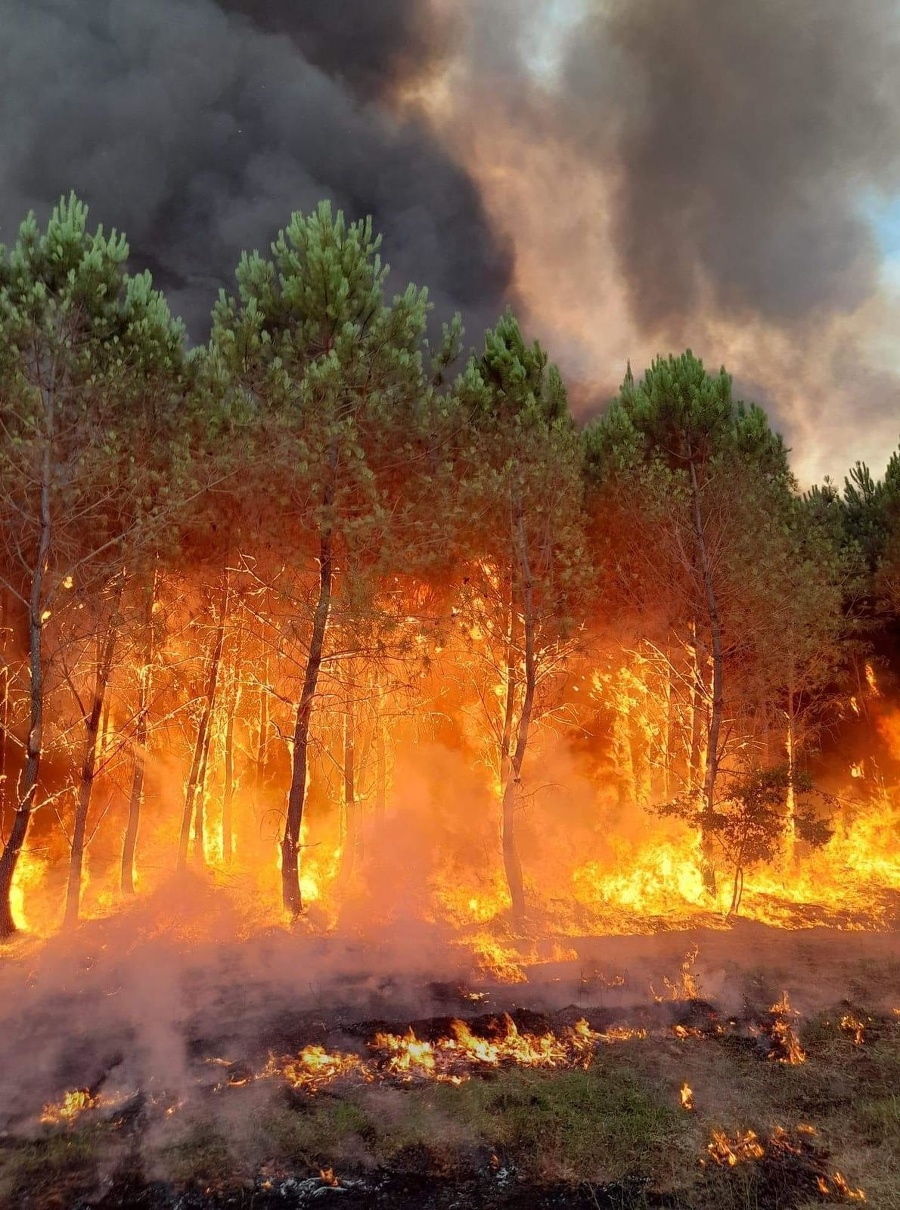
[1,902,899,1209]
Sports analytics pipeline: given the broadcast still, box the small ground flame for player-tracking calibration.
[818,1172,867,1201]
[707,1129,765,1166]
[769,992,807,1064]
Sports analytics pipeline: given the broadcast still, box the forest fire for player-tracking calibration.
[0,195,898,956]
[0,0,899,1193]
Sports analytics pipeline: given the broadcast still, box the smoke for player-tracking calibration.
[214,0,456,102]
[0,0,512,336]
[3,0,900,476]
[564,0,900,333]
[427,0,900,481]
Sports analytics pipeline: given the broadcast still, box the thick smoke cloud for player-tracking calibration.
[563,0,900,334]
[424,0,900,479]
[0,0,512,336]
[215,0,455,102]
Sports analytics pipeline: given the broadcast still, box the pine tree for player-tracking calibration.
[210,202,436,916]
[0,194,186,936]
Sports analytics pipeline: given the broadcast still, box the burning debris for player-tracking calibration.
[262,1014,634,1094]
[705,1124,867,1203]
[706,1127,766,1166]
[818,1171,868,1202]
[840,1012,867,1046]
[39,1088,101,1126]
[767,992,807,1065]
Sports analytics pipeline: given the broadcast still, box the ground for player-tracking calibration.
[1,910,898,1209]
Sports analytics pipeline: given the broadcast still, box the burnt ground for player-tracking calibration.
[1,914,899,1209]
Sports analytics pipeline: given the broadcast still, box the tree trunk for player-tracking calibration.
[661,656,672,802]
[687,623,706,793]
[728,864,744,919]
[500,517,534,930]
[222,682,239,863]
[192,708,214,866]
[339,693,358,883]
[121,569,158,896]
[178,574,229,870]
[0,593,10,830]
[689,459,723,895]
[0,406,53,940]
[281,526,334,916]
[374,692,387,818]
[784,660,797,865]
[255,656,269,801]
[64,581,123,927]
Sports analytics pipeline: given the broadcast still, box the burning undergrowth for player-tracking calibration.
[1,911,898,1209]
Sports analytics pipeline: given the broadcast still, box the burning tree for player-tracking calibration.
[452,312,591,927]
[0,195,187,936]
[659,767,833,917]
[210,201,455,917]
[743,490,860,859]
[585,352,794,890]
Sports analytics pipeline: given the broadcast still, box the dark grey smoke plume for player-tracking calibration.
[215,0,456,101]
[563,0,900,333]
[0,0,511,335]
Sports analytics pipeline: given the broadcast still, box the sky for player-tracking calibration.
[2,0,900,486]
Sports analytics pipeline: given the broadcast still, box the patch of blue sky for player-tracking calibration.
[865,193,900,256]
[523,0,589,80]
[860,190,900,295]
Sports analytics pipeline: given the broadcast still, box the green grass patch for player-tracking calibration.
[262,1097,373,1168]
[158,1118,235,1186]
[0,1128,101,1206]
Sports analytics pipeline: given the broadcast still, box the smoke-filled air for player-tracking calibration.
[1,3,900,1209]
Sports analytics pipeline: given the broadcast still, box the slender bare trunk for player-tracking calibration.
[784,664,797,865]
[728,863,744,919]
[687,624,705,793]
[661,657,672,801]
[121,568,158,896]
[193,709,213,866]
[339,693,358,882]
[689,459,723,894]
[500,516,534,929]
[222,682,239,863]
[0,394,54,939]
[0,593,10,820]
[281,526,333,916]
[178,574,229,870]
[374,692,386,818]
[64,581,123,927]
[255,656,269,799]
[500,574,517,788]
